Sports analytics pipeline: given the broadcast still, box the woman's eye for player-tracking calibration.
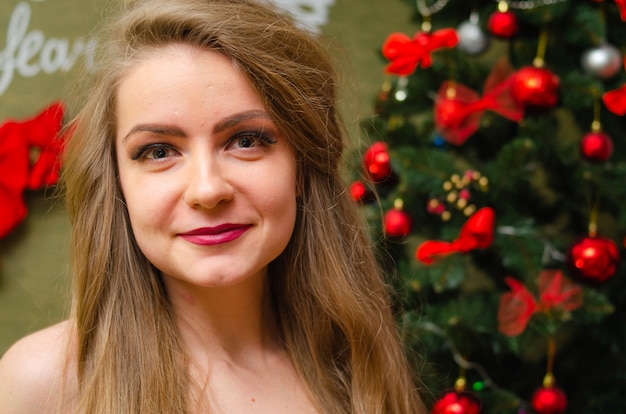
[237,137,256,148]
[146,147,168,159]
[229,131,277,150]
[130,144,176,161]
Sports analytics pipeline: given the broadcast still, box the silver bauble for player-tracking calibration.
[457,19,490,56]
[581,43,622,79]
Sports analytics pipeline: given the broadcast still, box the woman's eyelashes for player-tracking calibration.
[128,129,278,161]
[129,143,179,161]
[227,129,278,150]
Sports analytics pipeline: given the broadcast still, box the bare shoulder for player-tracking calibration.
[0,320,76,414]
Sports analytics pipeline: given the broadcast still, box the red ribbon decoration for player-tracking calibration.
[603,81,626,116]
[24,102,66,189]
[0,119,30,238]
[617,0,626,20]
[434,61,523,145]
[0,102,66,238]
[497,270,583,337]
[416,206,495,265]
[602,57,626,116]
[382,29,458,75]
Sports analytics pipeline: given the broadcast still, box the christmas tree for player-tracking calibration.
[349,1,626,413]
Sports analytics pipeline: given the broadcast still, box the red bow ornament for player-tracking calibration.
[603,85,626,115]
[0,102,66,238]
[23,102,66,189]
[0,119,30,238]
[602,57,626,115]
[416,207,495,265]
[617,0,626,20]
[434,62,523,145]
[382,29,458,76]
[497,270,583,337]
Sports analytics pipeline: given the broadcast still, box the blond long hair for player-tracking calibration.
[62,0,427,412]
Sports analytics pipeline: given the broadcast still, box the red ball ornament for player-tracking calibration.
[511,66,560,108]
[580,131,613,162]
[568,235,619,284]
[363,141,392,182]
[531,386,567,414]
[349,181,371,203]
[488,10,518,38]
[384,208,411,238]
[431,390,481,414]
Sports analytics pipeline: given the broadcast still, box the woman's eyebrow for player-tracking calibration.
[121,125,186,143]
[213,110,273,133]
[121,110,272,143]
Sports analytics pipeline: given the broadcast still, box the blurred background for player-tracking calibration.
[4,1,626,413]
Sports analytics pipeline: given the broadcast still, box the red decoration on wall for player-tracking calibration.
[416,206,495,264]
[0,102,66,238]
[497,270,583,336]
[24,102,66,189]
[0,119,30,238]
[382,29,459,75]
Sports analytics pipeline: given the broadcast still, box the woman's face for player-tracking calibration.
[115,44,297,292]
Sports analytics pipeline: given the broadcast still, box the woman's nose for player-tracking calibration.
[183,155,235,210]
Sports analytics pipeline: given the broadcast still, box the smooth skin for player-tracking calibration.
[0,44,316,414]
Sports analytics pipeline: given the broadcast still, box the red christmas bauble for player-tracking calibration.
[531,386,567,414]
[431,391,481,414]
[363,141,392,182]
[567,236,619,284]
[384,208,411,238]
[349,180,370,203]
[580,131,613,162]
[511,66,560,108]
[488,10,518,38]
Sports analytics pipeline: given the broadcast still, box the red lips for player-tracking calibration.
[179,224,252,245]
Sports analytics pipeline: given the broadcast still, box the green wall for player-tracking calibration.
[0,0,105,354]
